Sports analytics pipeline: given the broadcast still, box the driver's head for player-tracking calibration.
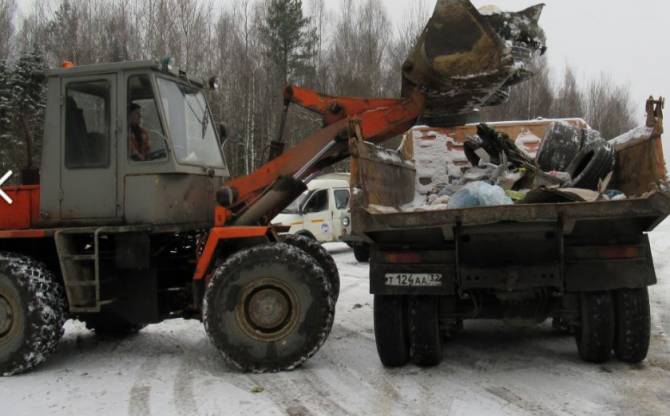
[128,103,142,127]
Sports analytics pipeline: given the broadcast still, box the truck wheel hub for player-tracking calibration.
[237,279,299,342]
[0,295,14,337]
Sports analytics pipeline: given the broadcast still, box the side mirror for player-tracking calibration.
[218,123,228,146]
[209,76,220,91]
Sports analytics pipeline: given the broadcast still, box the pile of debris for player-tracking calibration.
[406,120,631,211]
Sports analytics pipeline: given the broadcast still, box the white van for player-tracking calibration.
[273,173,351,242]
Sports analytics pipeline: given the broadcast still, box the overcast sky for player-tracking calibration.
[380,0,668,124]
[16,0,668,125]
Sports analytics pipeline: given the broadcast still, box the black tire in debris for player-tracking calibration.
[575,291,615,363]
[409,296,443,367]
[374,295,410,367]
[567,141,616,190]
[203,243,335,372]
[614,288,650,363]
[535,122,582,172]
[353,244,370,263]
[282,234,340,302]
[0,252,66,376]
[84,313,146,337]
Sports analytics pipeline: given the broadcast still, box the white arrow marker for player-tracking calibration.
[0,170,13,205]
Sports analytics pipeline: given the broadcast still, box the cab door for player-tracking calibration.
[331,188,351,239]
[301,188,333,241]
[60,75,118,220]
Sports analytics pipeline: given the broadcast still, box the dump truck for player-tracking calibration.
[349,99,667,367]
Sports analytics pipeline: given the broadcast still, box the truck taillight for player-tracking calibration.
[598,246,640,259]
[383,252,422,264]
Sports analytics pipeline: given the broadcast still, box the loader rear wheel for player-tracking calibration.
[374,295,410,367]
[575,291,615,363]
[614,288,650,363]
[282,234,340,302]
[204,243,335,372]
[0,253,66,376]
[84,314,146,337]
[409,296,443,367]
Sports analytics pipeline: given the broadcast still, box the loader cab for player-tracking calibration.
[38,61,229,227]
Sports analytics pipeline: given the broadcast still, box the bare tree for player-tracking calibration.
[0,0,16,60]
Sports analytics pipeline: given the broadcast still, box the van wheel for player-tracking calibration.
[0,253,66,376]
[614,288,650,363]
[374,295,410,367]
[575,291,614,363]
[204,243,335,372]
[409,296,443,367]
[282,234,340,302]
[353,244,370,262]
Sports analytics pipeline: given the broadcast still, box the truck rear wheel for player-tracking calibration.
[0,253,66,376]
[353,244,370,263]
[203,243,335,372]
[282,234,340,302]
[409,296,443,367]
[575,291,615,363]
[373,295,410,367]
[614,288,650,363]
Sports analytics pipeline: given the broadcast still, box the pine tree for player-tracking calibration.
[7,46,47,171]
[259,0,317,86]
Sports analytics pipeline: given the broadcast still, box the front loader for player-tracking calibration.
[0,0,546,374]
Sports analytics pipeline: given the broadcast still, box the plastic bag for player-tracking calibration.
[447,181,513,209]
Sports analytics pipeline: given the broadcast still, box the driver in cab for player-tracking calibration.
[128,103,151,161]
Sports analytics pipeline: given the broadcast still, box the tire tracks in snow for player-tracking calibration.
[128,355,160,416]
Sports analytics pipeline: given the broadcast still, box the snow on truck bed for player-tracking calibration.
[2,235,670,416]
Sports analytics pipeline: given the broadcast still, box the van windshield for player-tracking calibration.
[283,191,311,214]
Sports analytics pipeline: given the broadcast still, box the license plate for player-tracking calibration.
[384,273,442,287]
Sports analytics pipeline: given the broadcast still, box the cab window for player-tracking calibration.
[334,189,350,210]
[65,81,110,169]
[303,189,328,213]
[127,75,167,162]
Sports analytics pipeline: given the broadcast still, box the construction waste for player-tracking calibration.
[406,120,628,211]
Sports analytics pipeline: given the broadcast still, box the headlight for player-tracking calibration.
[342,216,350,227]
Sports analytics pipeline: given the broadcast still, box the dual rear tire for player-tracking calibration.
[374,295,442,368]
[575,288,650,364]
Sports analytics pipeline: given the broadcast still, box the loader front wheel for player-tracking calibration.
[204,243,335,372]
[282,234,340,302]
[0,253,66,376]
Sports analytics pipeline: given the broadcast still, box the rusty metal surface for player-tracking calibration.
[352,192,670,236]
[403,0,546,117]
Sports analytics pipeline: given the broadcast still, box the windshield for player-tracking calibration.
[157,78,224,168]
[282,190,311,214]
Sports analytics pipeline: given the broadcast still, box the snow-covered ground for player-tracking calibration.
[3,229,670,416]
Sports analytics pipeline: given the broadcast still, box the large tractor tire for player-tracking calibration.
[408,296,443,367]
[0,253,66,376]
[374,295,410,367]
[566,141,616,190]
[282,234,340,302]
[353,244,370,263]
[203,243,335,372]
[614,288,650,363]
[84,313,146,337]
[575,291,615,363]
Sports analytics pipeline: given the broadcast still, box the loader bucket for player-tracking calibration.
[403,0,546,123]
